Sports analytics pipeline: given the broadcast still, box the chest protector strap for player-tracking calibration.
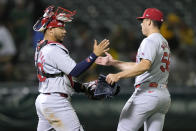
[36,40,65,78]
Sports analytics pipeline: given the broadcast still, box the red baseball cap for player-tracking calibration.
[137,8,164,22]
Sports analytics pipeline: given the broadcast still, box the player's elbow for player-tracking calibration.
[140,59,151,72]
[138,67,149,75]
[143,63,151,71]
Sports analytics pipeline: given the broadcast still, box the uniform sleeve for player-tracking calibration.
[49,46,76,74]
[139,39,157,63]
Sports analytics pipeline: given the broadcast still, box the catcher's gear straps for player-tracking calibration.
[36,40,67,78]
[35,40,74,87]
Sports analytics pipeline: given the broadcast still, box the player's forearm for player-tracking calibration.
[116,60,150,79]
[69,53,97,77]
[111,60,136,71]
[117,68,145,79]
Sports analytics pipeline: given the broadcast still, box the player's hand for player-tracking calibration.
[95,52,114,66]
[106,73,120,85]
[93,39,110,56]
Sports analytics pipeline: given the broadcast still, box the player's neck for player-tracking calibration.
[44,35,57,42]
[147,28,160,36]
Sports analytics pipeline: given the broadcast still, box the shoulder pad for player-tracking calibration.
[37,40,48,51]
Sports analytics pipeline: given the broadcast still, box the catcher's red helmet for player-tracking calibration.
[33,5,76,32]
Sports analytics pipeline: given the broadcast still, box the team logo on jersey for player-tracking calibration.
[161,42,170,50]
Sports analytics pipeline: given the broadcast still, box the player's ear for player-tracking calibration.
[148,19,152,26]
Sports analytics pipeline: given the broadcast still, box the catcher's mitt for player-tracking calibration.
[83,74,120,100]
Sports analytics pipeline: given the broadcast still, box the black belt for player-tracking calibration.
[38,72,64,78]
[43,92,68,98]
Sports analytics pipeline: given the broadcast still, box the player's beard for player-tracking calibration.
[55,34,65,43]
[57,37,64,43]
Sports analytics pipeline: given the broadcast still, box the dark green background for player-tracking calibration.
[0,84,195,131]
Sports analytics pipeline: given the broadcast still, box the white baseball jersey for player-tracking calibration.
[34,41,76,95]
[134,33,170,86]
[117,33,171,131]
[35,41,84,131]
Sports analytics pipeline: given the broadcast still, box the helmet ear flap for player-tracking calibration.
[33,17,54,32]
[33,18,46,32]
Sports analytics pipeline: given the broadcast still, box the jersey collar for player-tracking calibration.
[47,41,66,48]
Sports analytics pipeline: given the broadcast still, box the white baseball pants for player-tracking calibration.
[35,93,84,131]
[117,85,171,131]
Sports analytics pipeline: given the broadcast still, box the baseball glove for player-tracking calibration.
[83,74,120,100]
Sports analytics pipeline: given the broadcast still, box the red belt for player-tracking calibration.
[43,92,68,98]
[136,82,158,88]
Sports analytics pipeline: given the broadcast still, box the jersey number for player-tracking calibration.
[160,52,170,72]
[37,62,46,82]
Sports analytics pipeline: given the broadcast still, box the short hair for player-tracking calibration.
[152,20,163,29]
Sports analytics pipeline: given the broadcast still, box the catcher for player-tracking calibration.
[33,5,115,131]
